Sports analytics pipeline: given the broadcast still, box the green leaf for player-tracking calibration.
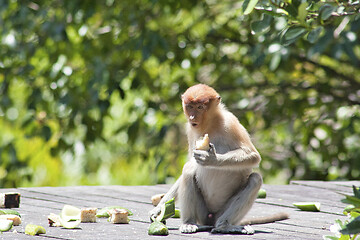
[322,236,340,240]
[269,52,281,71]
[353,186,360,199]
[243,0,259,15]
[319,4,336,21]
[341,194,360,207]
[340,216,360,235]
[41,125,52,141]
[350,210,360,219]
[307,27,323,43]
[251,15,273,34]
[281,26,308,46]
[297,2,308,24]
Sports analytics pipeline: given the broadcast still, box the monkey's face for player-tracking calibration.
[184,103,207,128]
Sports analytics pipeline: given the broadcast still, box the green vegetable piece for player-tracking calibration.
[0,219,13,232]
[0,209,21,217]
[96,206,133,218]
[148,221,169,236]
[60,205,80,222]
[25,224,46,236]
[60,219,81,229]
[152,198,175,222]
[293,202,321,212]
[172,209,181,218]
[257,188,267,199]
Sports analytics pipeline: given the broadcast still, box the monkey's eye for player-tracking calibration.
[187,105,194,109]
[197,105,204,110]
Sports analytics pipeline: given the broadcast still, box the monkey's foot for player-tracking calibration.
[211,225,254,235]
[179,223,198,234]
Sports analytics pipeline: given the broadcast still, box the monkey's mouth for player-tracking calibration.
[191,123,198,127]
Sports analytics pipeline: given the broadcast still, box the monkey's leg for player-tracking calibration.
[212,172,262,235]
[178,162,211,234]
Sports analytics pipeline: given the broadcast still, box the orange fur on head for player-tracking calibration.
[182,84,220,104]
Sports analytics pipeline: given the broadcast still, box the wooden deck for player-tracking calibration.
[1,180,359,239]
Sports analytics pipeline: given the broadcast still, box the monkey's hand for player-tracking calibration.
[193,143,218,166]
[149,206,161,222]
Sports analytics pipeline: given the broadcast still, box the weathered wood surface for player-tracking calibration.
[0,180,358,239]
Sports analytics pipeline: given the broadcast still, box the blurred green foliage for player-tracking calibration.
[0,0,359,187]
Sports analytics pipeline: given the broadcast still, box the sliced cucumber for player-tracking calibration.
[60,219,81,229]
[25,224,46,236]
[0,219,13,232]
[172,209,181,218]
[0,209,21,217]
[60,205,81,222]
[293,202,321,212]
[148,221,169,236]
[257,189,267,199]
[152,198,175,222]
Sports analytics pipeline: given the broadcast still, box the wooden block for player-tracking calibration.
[0,192,20,208]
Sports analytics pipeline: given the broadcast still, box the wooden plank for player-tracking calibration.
[0,182,355,239]
[291,180,359,193]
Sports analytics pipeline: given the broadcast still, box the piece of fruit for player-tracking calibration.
[108,209,130,224]
[0,219,13,232]
[172,209,181,218]
[0,214,21,226]
[148,221,169,236]
[25,224,46,236]
[80,208,97,223]
[96,206,133,218]
[151,193,165,207]
[59,205,81,229]
[0,209,21,217]
[60,205,81,222]
[151,198,175,222]
[59,219,81,229]
[293,202,321,212]
[195,134,210,150]
[257,189,267,198]
[48,213,62,227]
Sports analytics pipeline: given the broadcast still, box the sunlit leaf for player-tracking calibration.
[251,15,273,34]
[280,26,308,46]
[297,2,308,24]
[243,0,259,15]
[340,216,360,235]
[307,27,323,43]
[353,186,360,199]
[319,4,336,21]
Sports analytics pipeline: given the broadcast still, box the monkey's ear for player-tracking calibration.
[215,96,221,104]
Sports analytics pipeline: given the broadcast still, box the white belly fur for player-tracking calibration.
[196,165,250,213]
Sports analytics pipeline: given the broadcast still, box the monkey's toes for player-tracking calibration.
[211,225,254,235]
[179,223,198,234]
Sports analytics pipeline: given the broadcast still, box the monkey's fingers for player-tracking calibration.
[208,143,216,154]
[193,151,208,165]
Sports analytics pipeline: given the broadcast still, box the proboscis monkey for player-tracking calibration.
[149,84,288,234]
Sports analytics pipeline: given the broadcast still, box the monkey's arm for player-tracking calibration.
[149,176,180,219]
[193,144,260,168]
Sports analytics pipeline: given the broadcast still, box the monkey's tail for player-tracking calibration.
[240,212,289,225]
